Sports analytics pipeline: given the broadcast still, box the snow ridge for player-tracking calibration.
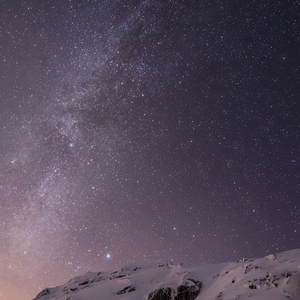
[33,249,300,300]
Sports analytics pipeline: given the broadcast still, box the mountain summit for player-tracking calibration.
[33,249,300,300]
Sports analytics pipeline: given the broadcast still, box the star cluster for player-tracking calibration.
[0,1,299,299]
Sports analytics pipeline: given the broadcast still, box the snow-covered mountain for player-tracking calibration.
[33,249,300,300]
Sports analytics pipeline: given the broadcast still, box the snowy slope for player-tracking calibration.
[33,249,300,300]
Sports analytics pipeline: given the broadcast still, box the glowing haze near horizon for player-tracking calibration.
[0,1,299,299]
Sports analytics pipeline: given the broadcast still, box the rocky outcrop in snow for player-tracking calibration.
[146,274,202,300]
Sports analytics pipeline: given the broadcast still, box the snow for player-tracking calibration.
[33,248,300,300]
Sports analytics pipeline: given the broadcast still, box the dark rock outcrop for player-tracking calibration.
[146,278,202,300]
[175,282,202,300]
[33,287,55,300]
[115,286,136,295]
[147,287,173,300]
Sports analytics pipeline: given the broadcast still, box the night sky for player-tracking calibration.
[0,0,299,299]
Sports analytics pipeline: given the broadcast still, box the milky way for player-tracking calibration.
[0,1,299,299]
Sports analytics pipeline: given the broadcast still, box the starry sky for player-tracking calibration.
[0,0,299,299]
